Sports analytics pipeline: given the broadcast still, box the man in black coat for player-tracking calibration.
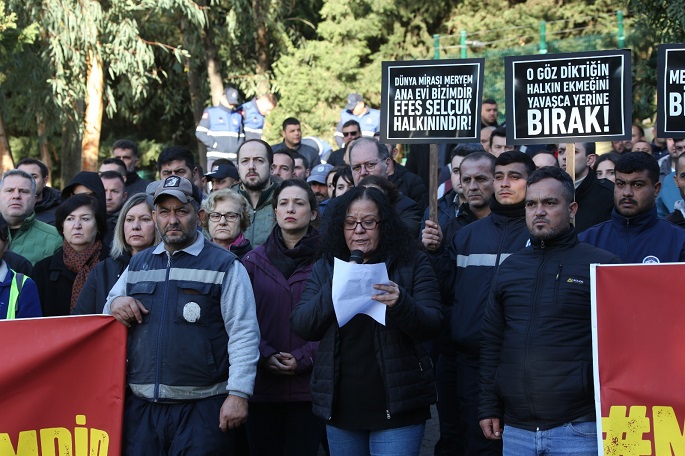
[479,166,619,453]
[558,142,613,232]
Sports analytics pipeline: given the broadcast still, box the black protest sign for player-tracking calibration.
[381,59,484,144]
[657,44,685,137]
[505,49,631,145]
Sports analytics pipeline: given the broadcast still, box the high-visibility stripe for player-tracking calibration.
[5,272,27,320]
[196,126,209,133]
[207,131,240,138]
[130,382,227,400]
[456,253,512,268]
[244,127,263,134]
[128,268,225,285]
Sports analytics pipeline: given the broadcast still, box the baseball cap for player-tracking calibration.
[307,164,334,184]
[224,87,240,105]
[153,176,196,204]
[345,93,363,111]
[205,164,239,181]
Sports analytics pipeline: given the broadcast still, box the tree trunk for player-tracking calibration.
[253,0,270,94]
[81,48,104,172]
[182,17,208,169]
[61,122,82,187]
[202,19,224,106]
[37,116,54,187]
[0,110,14,173]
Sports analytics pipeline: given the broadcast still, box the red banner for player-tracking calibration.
[593,263,685,455]
[0,315,126,456]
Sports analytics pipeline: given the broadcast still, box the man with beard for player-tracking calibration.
[479,166,619,454]
[106,175,260,455]
[307,163,333,215]
[424,151,535,456]
[421,150,495,455]
[232,140,278,246]
[271,118,320,168]
[580,152,685,263]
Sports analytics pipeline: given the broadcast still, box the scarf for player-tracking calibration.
[63,240,103,310]
[228,232,247,249]
[265,226,320,279]
[488,195,526,218]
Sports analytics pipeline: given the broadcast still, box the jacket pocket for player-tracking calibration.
[129,282,156,325]
[175,281,213,326]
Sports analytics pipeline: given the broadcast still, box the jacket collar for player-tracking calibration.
[530,227,578,252]
[610,206,659,232]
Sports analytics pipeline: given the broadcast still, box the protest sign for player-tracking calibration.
[657,44,685,137]
[0,316,126,456]
[505,49,631,145]
[381,59,484,144]
[592,263,685,455]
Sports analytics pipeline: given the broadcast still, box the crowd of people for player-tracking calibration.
[2,92,684,456]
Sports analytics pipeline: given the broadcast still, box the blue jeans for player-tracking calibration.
[326,423,425,456]
[503,422,598,456]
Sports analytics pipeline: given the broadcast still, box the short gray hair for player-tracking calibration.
[1,169,37,196]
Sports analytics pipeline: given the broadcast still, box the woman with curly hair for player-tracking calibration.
[291,186,443,456]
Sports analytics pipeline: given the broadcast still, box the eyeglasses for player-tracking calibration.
[351,161,381,174]
[208,212,240,222]
[344,218,380,231]
[342,131,360,137]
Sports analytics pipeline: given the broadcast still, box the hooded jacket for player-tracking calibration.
[62,171,107,216]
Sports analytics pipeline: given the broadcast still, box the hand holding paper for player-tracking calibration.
[331,258,391,327]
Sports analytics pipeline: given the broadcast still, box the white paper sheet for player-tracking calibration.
[331,257,390,327]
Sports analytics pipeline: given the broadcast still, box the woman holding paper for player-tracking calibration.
[291,186,443,456]
[242,178,323,456]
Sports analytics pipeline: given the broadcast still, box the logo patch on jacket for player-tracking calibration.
[567,277,584,284]
[642,255,660,264]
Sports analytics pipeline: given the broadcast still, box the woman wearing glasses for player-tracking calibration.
[242,179,323,455]
[201,189,252,259]
[291,186,443,456]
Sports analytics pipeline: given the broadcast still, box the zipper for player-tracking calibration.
[553,264,563,302]
[154,252,172,401]
[376,329,392,420]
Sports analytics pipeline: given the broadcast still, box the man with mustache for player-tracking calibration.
[580,152,685,263]
[479,166,619,454]
[232,139,278,246]
[106,175,260,455]
[423,151,534,456]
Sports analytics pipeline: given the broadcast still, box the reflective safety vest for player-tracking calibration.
[4,271,27,320]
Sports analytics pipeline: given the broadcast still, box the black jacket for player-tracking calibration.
[33,245,110,317]
[419,190,461,237]
[72,253,130,315]
[665,207,685,228]
[290,251,443,422]
[479,229,620,431]
[389,163,428,211]
[574,170,614,232]
[34,187,62,225]
[430,198,530,358]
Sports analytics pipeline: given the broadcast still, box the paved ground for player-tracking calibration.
[420,405,439,456]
